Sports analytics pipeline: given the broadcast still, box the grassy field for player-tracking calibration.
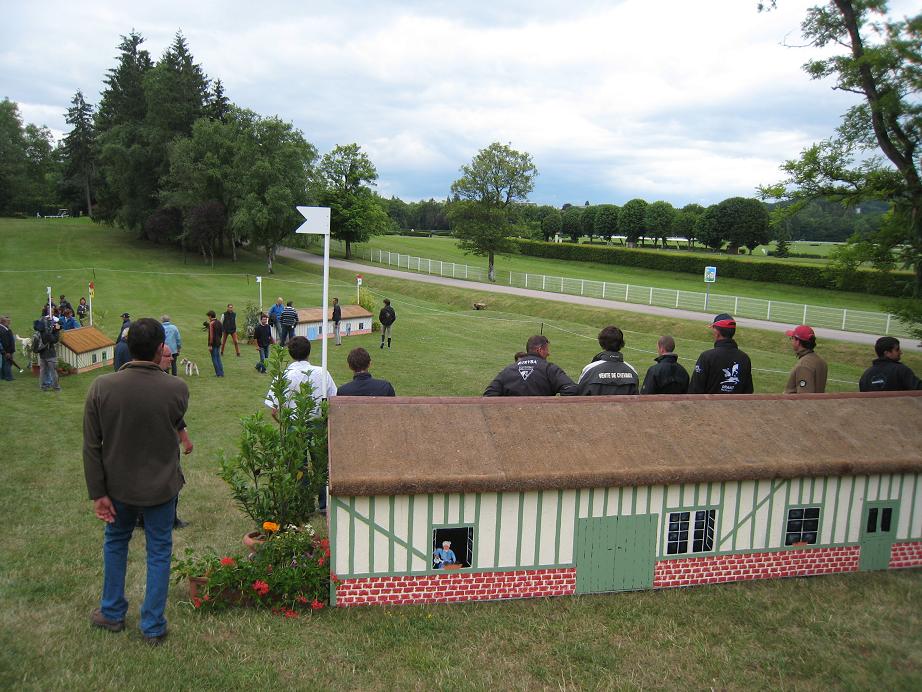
[2,217,921,690]
[337,235,898,313]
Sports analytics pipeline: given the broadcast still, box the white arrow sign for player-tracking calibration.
[295,206,331,235]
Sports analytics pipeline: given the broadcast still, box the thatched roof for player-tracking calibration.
[58,326,115,354]
[297,305,372,323]
[327,392,922,496]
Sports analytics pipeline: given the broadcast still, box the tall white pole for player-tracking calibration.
[320,233,330,398]
[47,286,52,319]
[256,276,263,311]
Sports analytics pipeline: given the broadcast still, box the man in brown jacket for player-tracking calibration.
[83,317,191,645]
[783,325,828,394]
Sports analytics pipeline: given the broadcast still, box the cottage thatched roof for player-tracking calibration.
[296,305,372,323]
[58,326,115,354]
[327,392,922,497]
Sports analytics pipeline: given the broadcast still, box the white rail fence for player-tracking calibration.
[354,247,908,337]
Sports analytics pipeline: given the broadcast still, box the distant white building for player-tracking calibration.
[296,305,374,341]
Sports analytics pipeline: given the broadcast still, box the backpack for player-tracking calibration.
[32,330,47,353]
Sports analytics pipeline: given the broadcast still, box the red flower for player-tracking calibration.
[192,597,202,608]
[330,573,339,583]
[220,557,236,567]
[283,609,299,618]
[311,599,325,610]
[296,595,308,604]
[318,556,326,566]
[203,595,211,602]
[252,580,270,596]
[324,547,331,558]
[320,538,330,550]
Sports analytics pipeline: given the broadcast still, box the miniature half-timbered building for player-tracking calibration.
[326,392,922,606]
[57,326,115,373]
[296,305,373,341]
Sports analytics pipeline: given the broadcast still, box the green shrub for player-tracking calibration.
[513,239,913,297]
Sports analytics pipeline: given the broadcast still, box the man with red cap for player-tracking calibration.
[783,325,827,393]
[688,313,754,394]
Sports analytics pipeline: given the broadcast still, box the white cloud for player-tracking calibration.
[1,0,913,206]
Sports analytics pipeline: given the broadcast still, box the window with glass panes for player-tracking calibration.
[666,509,716,555]
[785,507,820,545]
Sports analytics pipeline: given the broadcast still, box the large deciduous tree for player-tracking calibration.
[644,201,677,247]
[715,197,770,254]
[316,143,389,259]
[594,204,620,242]
[561,206,583,243]
[449,142,537,281]
[620,198,648,247]
[760,1,922,295]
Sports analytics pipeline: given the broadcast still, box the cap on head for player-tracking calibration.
[121,312,130,318]
[785,325,815,342]
[711,313,736,329]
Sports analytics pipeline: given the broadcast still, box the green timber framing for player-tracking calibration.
[329,472,921,584]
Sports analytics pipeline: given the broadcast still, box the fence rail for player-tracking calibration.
[354,247,908,337]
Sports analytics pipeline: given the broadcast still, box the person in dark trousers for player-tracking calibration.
[253,312,274,373]
[268,297,285,342]
[279,301,298,346]
[36,317,62,391]
[484,335,577,396]
[206,310,224,377]
[783,325,827,394]
[0,315,15,381]
[332,297,342,346]
[338,347,396,396]
[688,313,754,394]
[859,337,922,391]
[221,303,240,356]
[576,325,639,395]
[379,298,396,349]
[83,317,191,646]
[114,327,132,371]
[641,335,690,394]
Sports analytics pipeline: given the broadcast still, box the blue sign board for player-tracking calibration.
[704,266,717,283]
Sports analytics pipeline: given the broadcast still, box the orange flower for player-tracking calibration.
[262,521,280,533]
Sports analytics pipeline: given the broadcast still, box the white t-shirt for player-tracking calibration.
[264,360,337,415]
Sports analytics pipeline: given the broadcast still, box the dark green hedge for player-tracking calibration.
[513,239,913,297]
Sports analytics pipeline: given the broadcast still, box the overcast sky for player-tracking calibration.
[1,1,914,207]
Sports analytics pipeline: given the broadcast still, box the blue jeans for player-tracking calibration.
[1,355,12,381]
[39,355,59,389]
[281,325,294,345]
[210,346,224,376]
[100,496,176,638]
[257,345,270,372]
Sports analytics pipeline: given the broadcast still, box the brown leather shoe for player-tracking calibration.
[144,630,168,646]
[91,608,125,632]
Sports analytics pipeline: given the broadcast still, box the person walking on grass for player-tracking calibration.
[641,335,690,395]
[206,310,224,377]
[268,297,285,342]
[688,314,753,395]
[859,337,922,392]
[35,316,61,391]
[379,298,396,349]
[161,315,181,377]
[0,316,15,382]
[254,312,274,373]
[221,303,241,357]
[280,301,298,346]
[332,297,342,346]
[338,347,396,396]
[783,325,827,394]
[83,317,192,646]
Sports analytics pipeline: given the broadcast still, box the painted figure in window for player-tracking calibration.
[433,540,456,569]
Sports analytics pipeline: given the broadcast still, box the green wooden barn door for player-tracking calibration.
[859,501,899,571]
[575,514,656,594]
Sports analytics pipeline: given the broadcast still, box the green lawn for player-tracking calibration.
[2,218,920,689]
[328,235,903,314]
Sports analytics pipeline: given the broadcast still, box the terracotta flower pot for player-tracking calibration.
[188,576,208,600]
[243,530,267,554]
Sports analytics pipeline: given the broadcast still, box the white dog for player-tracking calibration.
[180,357,200,376]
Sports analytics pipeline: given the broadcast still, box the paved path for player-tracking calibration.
[278,247,921,352]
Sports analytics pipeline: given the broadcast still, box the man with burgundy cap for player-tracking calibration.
[783,325,827,393]
[688,313,753,394]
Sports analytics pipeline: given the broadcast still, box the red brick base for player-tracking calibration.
[334,568,577,607]
[653,546,861,588]
[890,541,922,569]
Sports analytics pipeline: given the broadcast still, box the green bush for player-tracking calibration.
[513,239,913,297]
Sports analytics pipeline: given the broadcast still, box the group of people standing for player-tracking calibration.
[484,312,921,398]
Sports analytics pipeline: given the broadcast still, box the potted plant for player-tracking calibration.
[173,524,330,613]
[218,345,328,549]
[242,302,260,344]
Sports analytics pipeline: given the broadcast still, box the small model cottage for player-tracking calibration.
[326,392,922,606]
[296,305,373,341]
[57,326,115,373]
